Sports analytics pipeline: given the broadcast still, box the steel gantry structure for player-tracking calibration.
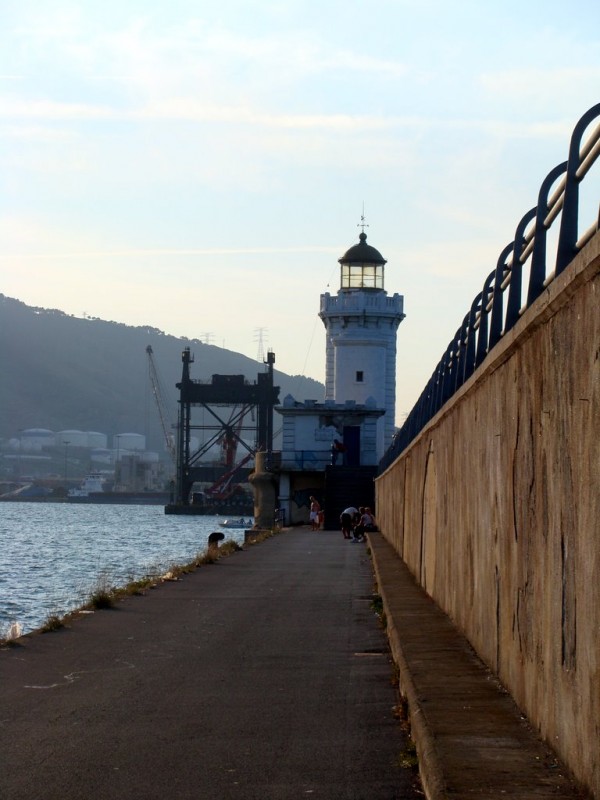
[168,347,279,510]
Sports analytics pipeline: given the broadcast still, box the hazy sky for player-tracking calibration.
[2,0,599,421]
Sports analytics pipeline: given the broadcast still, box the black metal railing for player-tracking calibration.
[380,103,600,472]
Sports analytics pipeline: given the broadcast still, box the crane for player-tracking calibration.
[218,404,248,469]
[146,345,176,464]
[205,451,254,501]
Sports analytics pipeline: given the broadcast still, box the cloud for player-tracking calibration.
[0,93,391,128]
[479,67,600,115]
[5,8,408,104]
[0,123,77,142]
[0,88,579,147]
[0,245,340,260]
[0,97,115,120]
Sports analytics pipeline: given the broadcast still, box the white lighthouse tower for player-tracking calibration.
[319,228,405,457]
[274,224,405,525]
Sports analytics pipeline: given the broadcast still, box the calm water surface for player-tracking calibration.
[0,503,246,635]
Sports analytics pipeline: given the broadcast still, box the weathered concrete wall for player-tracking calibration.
[376,233,600,797]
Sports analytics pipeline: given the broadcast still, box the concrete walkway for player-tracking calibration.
[0,528,420,800]
[368,533,587,799]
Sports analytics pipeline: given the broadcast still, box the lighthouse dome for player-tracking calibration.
[338,232,387,265]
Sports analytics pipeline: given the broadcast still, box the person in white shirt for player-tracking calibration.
[340,506,358,539]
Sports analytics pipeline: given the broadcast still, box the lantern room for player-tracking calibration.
[338,231,386,290]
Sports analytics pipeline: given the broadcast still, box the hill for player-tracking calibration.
[0,294,323,452]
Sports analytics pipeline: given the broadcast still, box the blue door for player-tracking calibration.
[343,426,361,466]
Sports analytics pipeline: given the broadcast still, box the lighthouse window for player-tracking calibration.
[356,371,364,382]
[341,264,384,289]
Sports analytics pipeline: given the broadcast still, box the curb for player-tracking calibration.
[368,532,447,800]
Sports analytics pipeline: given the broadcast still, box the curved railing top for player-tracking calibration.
[380,103,600,472]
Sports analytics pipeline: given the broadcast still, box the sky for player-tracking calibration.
[2,0,599,423]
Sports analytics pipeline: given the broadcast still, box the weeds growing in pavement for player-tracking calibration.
[370,593,387,629]
[243,528,278,546]
[195,549,219,565]
[219,540,243,556]
[87,573,115,609]
[397,737,419,770]
[125,575,157,595]
[40,613,65,633]
[370,593,384,616]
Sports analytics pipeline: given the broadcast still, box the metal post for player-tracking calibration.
[63,441,70,491]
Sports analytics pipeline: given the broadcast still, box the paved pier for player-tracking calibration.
[0,529,586,799]
[0,529,419,800]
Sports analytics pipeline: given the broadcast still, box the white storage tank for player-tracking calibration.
[90,448,112,464]
[20,429,56,451]
[113,433,146,451]
[87,431,108,449]
[57,430,88,448]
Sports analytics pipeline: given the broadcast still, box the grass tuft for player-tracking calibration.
[126,576,157,595]
[370,593,384,616]
[369,593,388,629]
[244,527,279,546]
[195,549,219,565]
[87,573,116,609]
[219,539,243,556]
[398,737,419,770]
[40,614,65,633]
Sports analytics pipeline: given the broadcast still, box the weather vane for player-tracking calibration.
[357,202,369,234]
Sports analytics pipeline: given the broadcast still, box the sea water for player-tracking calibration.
[0,503,246,636]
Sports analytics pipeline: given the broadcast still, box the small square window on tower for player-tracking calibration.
[356,370,364,382]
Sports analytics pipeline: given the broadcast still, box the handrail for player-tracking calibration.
[380,103,600,472]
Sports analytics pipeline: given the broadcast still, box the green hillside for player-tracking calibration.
[0,294,323,452]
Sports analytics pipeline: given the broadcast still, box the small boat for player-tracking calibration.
[68,473,105,498]
[218,518,253,529]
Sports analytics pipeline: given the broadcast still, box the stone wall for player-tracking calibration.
[376,233,600,797]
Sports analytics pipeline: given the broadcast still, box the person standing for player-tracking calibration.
[330,439,346,465]
[340,506,358,539]
[309,496,321,530]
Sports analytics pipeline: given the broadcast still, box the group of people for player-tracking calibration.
[340,506,377,542]
[308,496,377,540]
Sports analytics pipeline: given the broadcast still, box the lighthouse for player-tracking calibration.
[319,229,405,456]
[274,224,405,526]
